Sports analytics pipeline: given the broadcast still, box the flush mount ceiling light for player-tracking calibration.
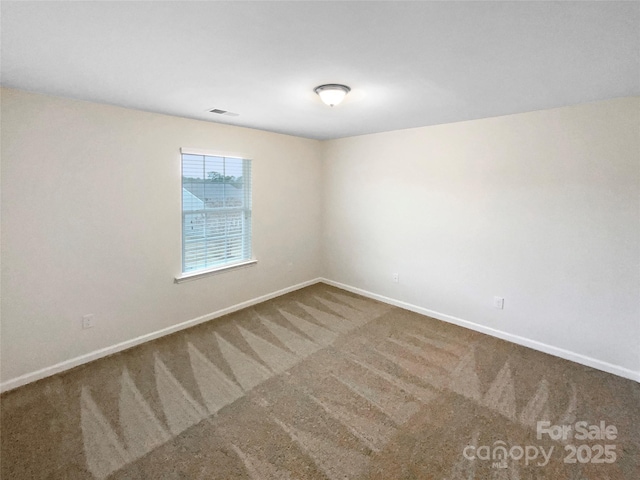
[314,84,351,107]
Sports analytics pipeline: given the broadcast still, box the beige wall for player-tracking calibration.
[1,88,323,384]
[2,89,638,387]
[322,97,640,376]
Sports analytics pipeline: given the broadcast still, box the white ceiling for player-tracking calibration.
[2,1,638,140]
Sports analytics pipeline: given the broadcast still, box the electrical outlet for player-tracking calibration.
[494,297,504,310]
[82,314,95,329]
[392,273,399,283]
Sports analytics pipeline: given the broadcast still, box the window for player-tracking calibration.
[179,149,253,279]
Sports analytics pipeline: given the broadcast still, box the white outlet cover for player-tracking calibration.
[82,314,95,329]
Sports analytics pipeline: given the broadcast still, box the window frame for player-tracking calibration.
[175,148,256,283]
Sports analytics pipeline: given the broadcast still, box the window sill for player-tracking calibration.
[174,259,257,284]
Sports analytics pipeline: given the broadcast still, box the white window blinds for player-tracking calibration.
[181,151,252,274]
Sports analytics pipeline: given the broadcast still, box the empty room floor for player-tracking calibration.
[1,283,638,479]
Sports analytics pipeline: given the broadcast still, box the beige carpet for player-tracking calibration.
[1,283,638,479]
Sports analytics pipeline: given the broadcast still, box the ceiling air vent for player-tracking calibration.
[209,108,239,117]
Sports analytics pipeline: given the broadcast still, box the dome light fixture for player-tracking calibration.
[314,84,351,107]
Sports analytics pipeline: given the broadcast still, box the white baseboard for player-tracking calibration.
[320,278,640,383]
[0,278,323,393]
[4,276,637,393]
